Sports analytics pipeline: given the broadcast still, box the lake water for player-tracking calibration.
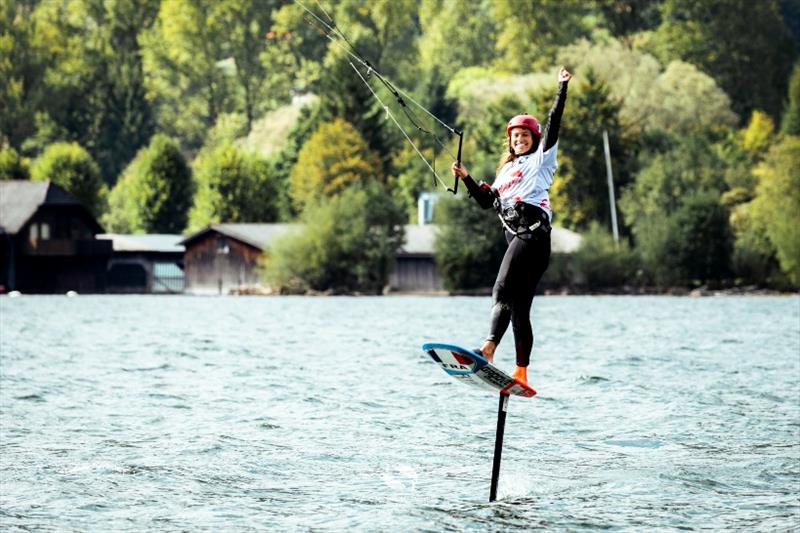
[1,295,798,531]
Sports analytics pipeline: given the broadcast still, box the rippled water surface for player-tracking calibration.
[1,295,799,531]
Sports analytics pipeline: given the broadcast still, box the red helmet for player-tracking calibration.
[506,114,541,138]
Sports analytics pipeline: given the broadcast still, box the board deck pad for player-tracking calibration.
[422,343,536,398]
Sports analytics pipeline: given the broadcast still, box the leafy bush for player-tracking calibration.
[620,134,732,285]
[571,222,639,288]
[262,182,405,294]
[433,194,506,292]
[30,142,105,216]
[189,142,280,231]
[781,63,800,135]
[0,147,29,181]
[289,117,381,213]
[660,190,733,286]
[749,136,800,285]
[102,135,192,233]
[727,200,775,285]
[102,165,138,233]
[558,40,737,135]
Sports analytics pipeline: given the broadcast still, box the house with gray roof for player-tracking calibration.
[388,224,443,292]
[180,224,301,294]
[0,180,112,293]
[96,233,185,293]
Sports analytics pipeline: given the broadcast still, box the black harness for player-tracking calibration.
[494,199,551,239]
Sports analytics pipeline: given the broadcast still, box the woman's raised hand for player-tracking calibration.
[451,161,470,180]
[558,66,572,83]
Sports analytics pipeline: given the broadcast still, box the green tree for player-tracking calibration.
[269,2,329,94]
[330,0,422,87]
[103,135,192,233]
[446,66,551,125]
[189,142,279,230]
[749,136,800,284]
[262,182,405,293]
[289,118,381,212]
[417,0,498,81]
[268,100,328,221]
[30,142,105,216]
[648,0,796,121]
[17,0,159,184]
[727,198,775,285]
[433,195,506,291]
[717,110,776,199]
[218,0,292,132]
[492,0,592,70]
[559,40,737,135]
[661,190,733,286]
[312,0,426,170]
[315,46,396,170]
[0,1,48,150]
[781,62,800,135]
[102,161,138,233]
[141,0,235,149]
[596,0,662,42]
[620,134,730,285]
[0,147,29,180]
[87,0,160,183]
[571,222,639,288]
[543,71,630,231]
[719,111,778,283]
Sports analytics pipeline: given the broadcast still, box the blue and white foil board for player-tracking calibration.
[423,343,536,398]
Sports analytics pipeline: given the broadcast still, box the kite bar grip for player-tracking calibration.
[449,130,463,195]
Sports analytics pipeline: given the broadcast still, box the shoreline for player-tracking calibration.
[2,286,796,297]
[228,285,798,297]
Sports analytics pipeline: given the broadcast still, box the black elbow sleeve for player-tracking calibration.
[464,177,496,209]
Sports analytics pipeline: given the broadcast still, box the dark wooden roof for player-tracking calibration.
[0,180,102,234]
[180,224,301,251]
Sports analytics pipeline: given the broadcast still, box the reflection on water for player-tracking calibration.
[1,295,798,531]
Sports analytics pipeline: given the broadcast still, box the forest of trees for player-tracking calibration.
[1,0,798,292]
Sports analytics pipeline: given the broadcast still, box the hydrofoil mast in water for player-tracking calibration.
[422,343,536,502]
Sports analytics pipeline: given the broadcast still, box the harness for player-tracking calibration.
[494,199,551,239]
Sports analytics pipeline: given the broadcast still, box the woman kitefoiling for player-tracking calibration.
[450,66,573,386]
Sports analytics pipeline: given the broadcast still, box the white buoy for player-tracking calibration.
[8,290,21,298]
[66,290,78,297]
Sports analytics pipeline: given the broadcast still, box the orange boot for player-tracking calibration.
[511,365,528,386]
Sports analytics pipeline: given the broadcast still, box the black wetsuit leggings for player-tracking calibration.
[486,230,551,367]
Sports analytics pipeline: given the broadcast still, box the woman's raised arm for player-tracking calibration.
[541,67,572,152]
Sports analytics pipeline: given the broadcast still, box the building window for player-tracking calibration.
[216,235,229,254]
[27,222,51,245]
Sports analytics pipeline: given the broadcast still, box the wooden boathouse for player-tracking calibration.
[180,223,445,295]
[180,224,300,295]
[0,180,112,294]
[97,234,185,293]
